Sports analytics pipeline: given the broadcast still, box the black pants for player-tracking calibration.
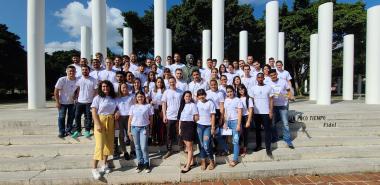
[239,115,249,147]
[254,114,272,151]
[73,103,92,132]
[166,120,178,151]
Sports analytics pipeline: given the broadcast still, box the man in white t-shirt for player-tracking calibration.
[112,56,123,71]
[236,60,245,77]
[71,66,98,139]
[54,65,77,138]
[202,58,213,82]
[174,68,188,91]
[169,53,185,76]
[268,69,295,149]
[161,77,183,159]
[225,64,239,85]
[241,64,256,89]
[133,63,148,86]
[268,57,276,69]
[98,58,117,83]
[247,56,255,72]
[250,72,274,157]
[188,70,209,100]
[95,52,105,68]
[129,53,139,72]
[276,60,293,89]
[71,55,82,78]
[89,59,103,82]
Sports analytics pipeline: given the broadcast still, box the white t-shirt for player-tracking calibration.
[129,62,139,72]
[161,88,183,120]
[250,84,273,114]
[264,76,271,85]
[148,89,163,109]
[224,97,243,121]
[98,69,116,83]
[164,79,170,88]
[133,72,148,85]
[73,64,82,78]
[225,72,239,85]
[206,90,225,109]
[169,63,185,75]
[144,81,156,92]
[91,95,117,115]
[113,82,121,93]
[277,70,292,81]
[236,69,244,77]
[196,100,216,126]
[89,69,103,82]
[116,95,134,116]
[189,80,209,98]
[179,102,198,122]
[128,104,154,127]
[268,79,290,106]
[241,76,257,91]
[55,77,77,105]
[112,66,122,71]
[176,79,189,92]
[76,76,97,103]
[202,68,212,82]
[218,85,227,97]
[239,97,254,116]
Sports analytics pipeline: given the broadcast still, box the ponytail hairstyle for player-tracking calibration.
[237,84,249,108]
[177,91,193,120]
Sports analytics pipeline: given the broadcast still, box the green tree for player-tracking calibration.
[0,24,27,94]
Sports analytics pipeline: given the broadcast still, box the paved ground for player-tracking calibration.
[174,172,380,185]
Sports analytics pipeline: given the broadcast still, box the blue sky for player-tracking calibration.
[0,0,378,53]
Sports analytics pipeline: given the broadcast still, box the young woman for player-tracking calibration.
[219,64,227,76]
[90,80,117,180]
[128,91,154,173]
[196,89,216,170]
[236,84,254,157]
[223,85,243,167]
[126,72,134,94]
[148,77,166,145]
[219,75,228,96]
[209,68,220,84]
[177,91,199,173]
[263,64,272,84]
[115,83,135,160]
[163,68,172,88]
[232,76,242,93]
[206,80,228,156]
[133,78,143,94]
[144,71,156,92]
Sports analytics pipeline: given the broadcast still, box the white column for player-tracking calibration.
[343,34,354,100]
[154,0,167,66]
[202,30,211,67]
[80,26,91,60]
[27,0,45,109]
[309,34,318,101]
[123,27,133,56]
[265,0,279,63]
[317,2,333,105]
[365,5,380,104]
[278,32,285,64]
[92,0,107,57]
[239,30,248,62]
[212,0,224,67]
[166,28,172,59]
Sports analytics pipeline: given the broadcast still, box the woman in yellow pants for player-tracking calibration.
[90,80,117,180]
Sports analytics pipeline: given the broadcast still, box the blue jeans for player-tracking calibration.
[272,106,293,145]
[131,126,149,165]
[58,104,75,135]
[227,120,240,161]
[73,103,92,132]
[197,124,214,160]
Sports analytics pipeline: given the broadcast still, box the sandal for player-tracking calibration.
[229,160,238,167]
[180,166,191,173]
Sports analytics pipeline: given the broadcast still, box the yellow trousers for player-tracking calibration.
[93,115,115,160]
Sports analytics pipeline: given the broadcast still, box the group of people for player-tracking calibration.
[54,52,294,180]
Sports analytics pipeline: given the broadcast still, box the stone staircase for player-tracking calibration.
[0,100,379,184]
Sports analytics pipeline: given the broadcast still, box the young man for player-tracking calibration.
[95,52,104,67]
[112,56,123,71]
[275,60,293,89]
[166,55,173,66]
[89,59,103,82]
[247,56,255,72]
[98,58,117,83]
[250,73,274,157]
[225,64,239,85]
[241,64,257,88]
[161,77,183,159]
[71,55,82,78]
[268,57,276,69]
[54,65,77,138]
[129,53,139,72]
[133,63,148,86]
[251,60,263,77]
[72,66,98,138]
[174,68,188,92]
[169,53,185,76]
[202,58,214,82]
[188,70,209,100]
[268,69,295,149]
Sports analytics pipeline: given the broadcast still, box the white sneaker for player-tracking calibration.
[100,165,111,174]
[92,169,101,180]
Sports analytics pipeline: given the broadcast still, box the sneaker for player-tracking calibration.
[92,169,101,180]
[113,153,120,160]
[124,152,130,160]
[130,151,136,159]
[84,130,91,138]
[57,133,65,138]
[135,164,143,173]
[288,144,295,149]
[71,131,80,139]
[100,164,111,174]
[266,150,274,159]
[163,151,172,159]
[144,164,151,173]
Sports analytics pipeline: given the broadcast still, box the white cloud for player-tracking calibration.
[45,41,80,54]
[46,1,124,54]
